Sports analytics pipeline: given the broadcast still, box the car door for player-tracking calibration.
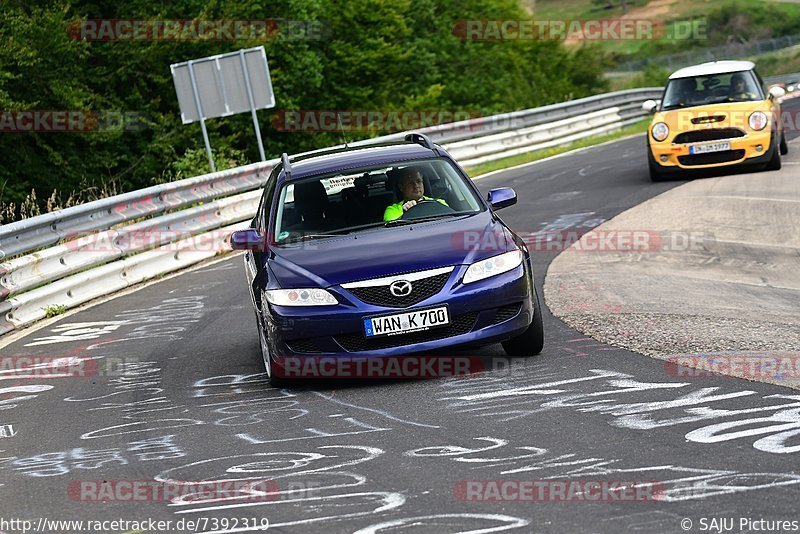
[244,170,277,312]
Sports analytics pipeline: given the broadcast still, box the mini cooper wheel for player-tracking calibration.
[648,158,666,182]
[766,138,783,171]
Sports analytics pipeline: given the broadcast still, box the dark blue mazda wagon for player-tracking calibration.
[231,133,544,385]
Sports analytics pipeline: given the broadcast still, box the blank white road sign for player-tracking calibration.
[171,46,275,124]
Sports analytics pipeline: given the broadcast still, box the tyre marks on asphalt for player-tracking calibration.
[404,434,800,502]
[436,369,800,454]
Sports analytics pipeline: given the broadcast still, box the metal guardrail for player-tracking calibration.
[0,86,668,336]
[355,88,662,147]
[764,72,800,86]
[0,161,271,260]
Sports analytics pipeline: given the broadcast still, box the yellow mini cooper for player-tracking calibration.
[643,61,787,181]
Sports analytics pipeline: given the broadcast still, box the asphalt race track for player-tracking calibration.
[1,99,799,533]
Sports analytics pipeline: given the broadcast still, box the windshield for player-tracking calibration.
[272,158,483,243]
[662,70,763,110]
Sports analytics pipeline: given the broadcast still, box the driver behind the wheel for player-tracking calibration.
[383,167,449,221]
[728,74,757,100]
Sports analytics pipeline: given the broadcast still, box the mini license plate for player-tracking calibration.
[364,306,450,338]
[690,141,731,154]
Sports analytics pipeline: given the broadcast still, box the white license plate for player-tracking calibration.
[690,141,731,154]
[364,306,450,338]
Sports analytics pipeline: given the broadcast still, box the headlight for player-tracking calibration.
[266,288,338,306]
[749,111,768,131]
[651,122,669,142]
[463,250,523,284]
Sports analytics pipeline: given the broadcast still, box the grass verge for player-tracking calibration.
[466,118,650,177]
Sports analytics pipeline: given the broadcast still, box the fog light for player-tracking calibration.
[660,155,669,162]
[756,145,764,152]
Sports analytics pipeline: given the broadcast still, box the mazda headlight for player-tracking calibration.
[651,122,669,142]
[749,111,768,131]
[463,250,524,284]
[266,288,338,306]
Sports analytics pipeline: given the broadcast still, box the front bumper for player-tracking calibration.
[648,129,775,171]
[261,261,535,360]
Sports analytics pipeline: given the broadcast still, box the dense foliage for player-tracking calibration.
[624,0,800,62]
[0,0,608,220]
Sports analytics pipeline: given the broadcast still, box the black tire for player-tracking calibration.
[256,313,292,388]
[502,288,545,357]
[780,131,789,155]
[766,139,782,171]
[648,152,668,182]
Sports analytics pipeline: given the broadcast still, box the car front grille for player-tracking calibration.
[673,128,745,144]
[334,312,478,352]
[345,272,451,308]
[285,338,323,353]
[678,150,746,166]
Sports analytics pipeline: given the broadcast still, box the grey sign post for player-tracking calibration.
[171,46,275,172]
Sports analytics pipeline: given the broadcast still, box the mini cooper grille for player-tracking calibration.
[678,150,745,166]
[285,338,323,353]
[492,303,522,324]
[346,272,451,308]
[334,312,478,352]
[673,128,745,144]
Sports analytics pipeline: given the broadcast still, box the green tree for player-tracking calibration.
[0,0,607,221]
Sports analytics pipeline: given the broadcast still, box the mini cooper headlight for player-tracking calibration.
[463,250,523,284]
[749,111,768,131]
[266,288,338,306]
[651,122,669,142]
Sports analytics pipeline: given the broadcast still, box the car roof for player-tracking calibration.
[281,143,441,181]
[669,61,756,80]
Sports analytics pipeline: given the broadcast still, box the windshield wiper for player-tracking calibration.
[384,213,468,227]
[280,232,347,244]
[702,97,738,106]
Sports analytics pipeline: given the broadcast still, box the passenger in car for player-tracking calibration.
[383,167,448,221]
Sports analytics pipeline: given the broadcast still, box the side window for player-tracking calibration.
[754,71,766,97]
[256,174,277,232]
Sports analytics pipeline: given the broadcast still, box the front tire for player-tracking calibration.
[780,131,789,155]
[502,288,545,357]
[257,314,290,388]
[648,152,668,182]
[766,138,782,171]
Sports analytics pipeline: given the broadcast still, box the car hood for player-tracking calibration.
[268,212,513,288]
[653,100,774,132]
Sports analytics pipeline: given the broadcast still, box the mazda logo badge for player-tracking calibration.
[389,280,413,297]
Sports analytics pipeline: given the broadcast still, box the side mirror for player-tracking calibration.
[769,86,786,99]
[642,100,658,113]
[487,187,517,210]
[230,228,263,250]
